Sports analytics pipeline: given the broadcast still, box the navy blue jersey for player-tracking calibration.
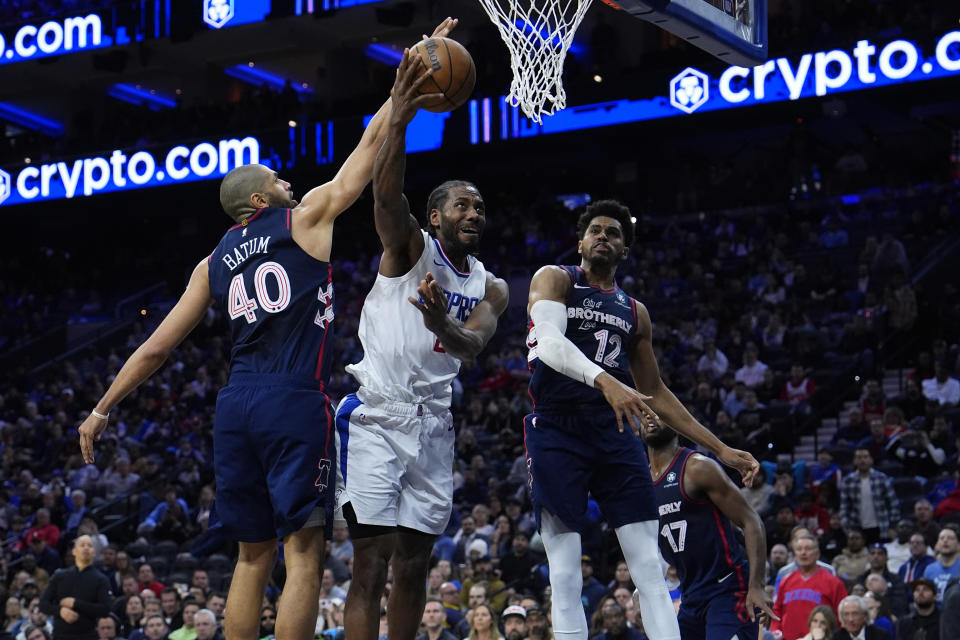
[208,207,335,387]
[527,265,638,411]
[653,447,749,605]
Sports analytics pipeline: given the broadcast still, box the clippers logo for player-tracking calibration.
[670,68,710,114]
[315,458,332,491]
[204,0,234,29]
[0,169,10,205]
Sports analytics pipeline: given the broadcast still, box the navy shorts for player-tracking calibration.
[523,409,657,533]
[677,589,758,640]
[213,373,335,542]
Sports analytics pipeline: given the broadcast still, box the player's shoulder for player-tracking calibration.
[531,264,575,289]
[484,272,508,294]
[683,450,727,486]
[533,264,571,277]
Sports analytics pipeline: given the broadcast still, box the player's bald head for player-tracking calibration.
[219,164,271,221]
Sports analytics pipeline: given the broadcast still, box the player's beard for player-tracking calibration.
[642,425,677,450]
[267,192,297,208]
[585,243,624,269]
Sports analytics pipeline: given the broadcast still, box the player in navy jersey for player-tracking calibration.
[76,19,458,640]
[641,421,776,640]
[524,199,759,640]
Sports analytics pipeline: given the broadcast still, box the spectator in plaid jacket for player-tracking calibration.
[839,448,900,545]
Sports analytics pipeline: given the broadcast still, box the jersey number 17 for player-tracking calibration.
[661,519,688,553]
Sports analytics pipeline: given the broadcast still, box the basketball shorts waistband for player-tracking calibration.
[228,372,324,390]
[355,387,448,417]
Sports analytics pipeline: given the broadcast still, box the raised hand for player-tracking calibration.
[423,16,459,40]
[389,49,444,127]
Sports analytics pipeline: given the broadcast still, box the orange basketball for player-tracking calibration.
[411,36,476,112]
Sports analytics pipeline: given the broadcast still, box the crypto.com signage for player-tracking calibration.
[670,30,960,114]
[0,13,112,65]
[0,137,260,206]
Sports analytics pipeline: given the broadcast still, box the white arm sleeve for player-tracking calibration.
[530,299,605,388]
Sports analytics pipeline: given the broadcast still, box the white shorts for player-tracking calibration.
[334,391,455,535]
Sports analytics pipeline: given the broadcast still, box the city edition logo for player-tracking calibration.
[670,30,960,114]
[0,137,259,206]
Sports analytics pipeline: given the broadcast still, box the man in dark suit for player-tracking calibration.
[832,595,890,640]
[942,577,960,640]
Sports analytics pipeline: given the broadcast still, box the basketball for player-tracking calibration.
[411,36,476,112]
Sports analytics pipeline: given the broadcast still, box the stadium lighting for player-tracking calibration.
[0,102,64,136]
[107,84,177,110]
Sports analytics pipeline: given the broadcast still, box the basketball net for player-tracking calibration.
[476,0,594,123]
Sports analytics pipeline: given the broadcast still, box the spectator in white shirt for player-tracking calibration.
[697,339,729,380]
[735,342,769,388]
[97,458,140,500]
[921,363,960,407]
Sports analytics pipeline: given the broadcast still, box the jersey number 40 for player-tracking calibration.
[228,261,292,323]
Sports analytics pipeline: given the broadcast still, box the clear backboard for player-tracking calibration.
[600,0,767,66]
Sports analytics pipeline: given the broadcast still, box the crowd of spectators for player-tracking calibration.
[1,148,959,640]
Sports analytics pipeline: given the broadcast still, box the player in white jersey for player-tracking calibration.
[335,48,509,640]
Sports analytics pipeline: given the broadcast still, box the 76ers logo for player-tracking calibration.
[315,458,332,492]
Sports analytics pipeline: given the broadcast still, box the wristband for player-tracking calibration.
[91,408,110,420]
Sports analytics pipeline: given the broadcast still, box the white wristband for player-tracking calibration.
[91,408,110,420]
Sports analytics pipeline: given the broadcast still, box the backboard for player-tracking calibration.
[603,0,767,65]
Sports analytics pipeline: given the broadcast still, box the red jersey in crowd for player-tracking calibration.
[771,567,847,640]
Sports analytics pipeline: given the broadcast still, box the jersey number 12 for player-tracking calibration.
[593,329,622,367]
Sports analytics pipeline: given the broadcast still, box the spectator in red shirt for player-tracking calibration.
[934,468,960,520]
[771,534,847,640]
[794,492,830,536]
[19,509,61,552]
[782,365,816,405]
[137,564,165,598]
[860,380,885,422]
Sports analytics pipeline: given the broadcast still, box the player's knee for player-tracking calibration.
[237,540,278,567]
[350,549,390,598]
[392,554,430,589]
[631,557,665,591]
[548,564,583,594]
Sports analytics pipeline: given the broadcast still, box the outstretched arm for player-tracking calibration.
[527,265,659,433]
[685,455,777,623]
[372,46,449,276]
[408,271,508,363]
[296,17,458,230]
[79,260,213,463]
[629,302,759,485]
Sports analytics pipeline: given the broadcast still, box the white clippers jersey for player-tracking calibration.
[346,230,487,410]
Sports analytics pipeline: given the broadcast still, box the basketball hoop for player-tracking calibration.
[475,0,594,123]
